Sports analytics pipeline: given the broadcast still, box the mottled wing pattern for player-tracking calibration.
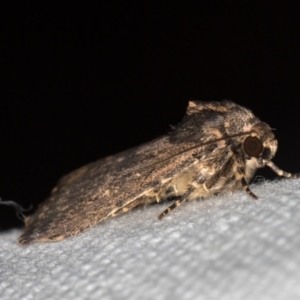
[19,138,196,244]
[19,101,260,245]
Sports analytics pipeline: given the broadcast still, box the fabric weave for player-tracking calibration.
[1,178,300,300]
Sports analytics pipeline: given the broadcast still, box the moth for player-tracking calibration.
[18,100,299,245]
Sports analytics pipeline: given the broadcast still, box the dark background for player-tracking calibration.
[1,2,300,229]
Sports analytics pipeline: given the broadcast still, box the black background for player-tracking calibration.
[1,2,300,229]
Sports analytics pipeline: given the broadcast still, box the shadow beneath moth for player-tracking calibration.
[19,101,300,245]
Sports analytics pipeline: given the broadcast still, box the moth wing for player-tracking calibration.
[18,136,203,245]
[19,100,254,245]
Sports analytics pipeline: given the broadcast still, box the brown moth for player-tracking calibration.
[18,101,299,245]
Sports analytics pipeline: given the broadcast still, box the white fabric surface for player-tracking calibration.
[1,178,300,300]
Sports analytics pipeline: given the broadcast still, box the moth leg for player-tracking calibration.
[0,199,31,221]
[241,177,258,199]
[266,161,300,178]
[158,187,194,220]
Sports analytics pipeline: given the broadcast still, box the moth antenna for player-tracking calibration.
[241,177,257,199]
[141,131,253,171]
[158,187,195,220]
[0,198,32,221]
[266,161,300,178]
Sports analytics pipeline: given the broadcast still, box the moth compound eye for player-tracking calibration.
[243,136,263,158]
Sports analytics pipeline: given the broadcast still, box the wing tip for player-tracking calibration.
[18,233,36,246]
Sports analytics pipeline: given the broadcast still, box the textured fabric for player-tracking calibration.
[1,178,300,300]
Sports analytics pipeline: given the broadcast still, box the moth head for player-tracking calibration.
[243,122,278,166]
